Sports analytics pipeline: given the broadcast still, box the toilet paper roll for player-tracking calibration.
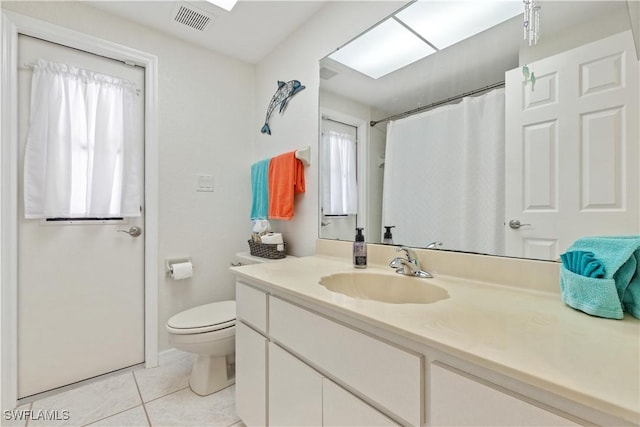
[170,262,193,280]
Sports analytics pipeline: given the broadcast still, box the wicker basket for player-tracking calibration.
[248,239,287,259]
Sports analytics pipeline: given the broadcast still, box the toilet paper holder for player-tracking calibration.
[166,257,193,276]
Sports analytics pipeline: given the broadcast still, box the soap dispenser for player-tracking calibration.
[353,227,367,269]
[383,226,395,245]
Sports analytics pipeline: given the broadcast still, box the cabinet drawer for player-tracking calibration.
[236,281,267,333]
[431,363,579,426]
[269,297,423,426]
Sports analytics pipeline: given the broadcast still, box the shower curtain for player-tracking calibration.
[381,88,505,255]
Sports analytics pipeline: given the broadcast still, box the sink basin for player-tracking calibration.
[319,272,449,304]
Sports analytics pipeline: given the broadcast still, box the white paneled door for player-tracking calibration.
[17,35,145,398]
[505,31,639,260]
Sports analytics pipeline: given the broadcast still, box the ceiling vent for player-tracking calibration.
[320,67,339,80]
[173,2,214,31]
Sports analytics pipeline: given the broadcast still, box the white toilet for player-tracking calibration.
[166,300,236,396]
[166,252,290,396]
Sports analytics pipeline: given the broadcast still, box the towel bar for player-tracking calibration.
[295,146,311,167]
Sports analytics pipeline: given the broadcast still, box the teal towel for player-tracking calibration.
[250,159,270,220]
[560,251,605,278]
[622,249,640,319]
[560,235,640,319]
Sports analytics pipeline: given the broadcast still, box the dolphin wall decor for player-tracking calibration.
[260,80,305,135]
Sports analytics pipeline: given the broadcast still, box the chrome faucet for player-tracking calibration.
[389,246,433,278]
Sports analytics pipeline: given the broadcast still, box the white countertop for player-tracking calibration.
[231,254,640,424]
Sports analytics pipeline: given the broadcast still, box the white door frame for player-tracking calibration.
[1,10,159,409]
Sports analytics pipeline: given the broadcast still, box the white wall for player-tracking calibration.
[253,1,406,256]
[520,6,631,64]
[2,1,255,351]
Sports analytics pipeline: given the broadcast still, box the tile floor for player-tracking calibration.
[5,351,244,427]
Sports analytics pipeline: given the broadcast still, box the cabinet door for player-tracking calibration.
[430,363,579,426]
[323,379,399,427]
[269,343,322,426]
[235,321,266,427]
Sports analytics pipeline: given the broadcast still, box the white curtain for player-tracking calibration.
[321,129,357,215]
[381,88,505,255]
[24,59,141,218]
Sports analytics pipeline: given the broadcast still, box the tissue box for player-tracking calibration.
[247,240,286,259]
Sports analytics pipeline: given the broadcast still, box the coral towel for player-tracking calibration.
[268,151,305,220]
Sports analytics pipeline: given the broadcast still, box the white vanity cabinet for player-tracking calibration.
[232,251,639,426]
[234,280,415,426]
[235,282,268,426]
[235,280,593,426]
[269,339,399,427]
[430,363,580,426]
[269,296,421,425]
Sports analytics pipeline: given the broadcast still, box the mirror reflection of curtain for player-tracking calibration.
[23,59,141,218]
[381,88,505,254]
[321,129,358,215]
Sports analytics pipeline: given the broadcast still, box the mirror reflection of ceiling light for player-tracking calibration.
[396,1,523,50]
[328,19,436,80]
[205,0,238,12]
[329,0,523,79]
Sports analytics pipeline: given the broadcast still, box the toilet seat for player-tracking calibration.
[167,300,236,335]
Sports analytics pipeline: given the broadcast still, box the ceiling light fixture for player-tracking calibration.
[328,19,436,79]
[205,0,238,12]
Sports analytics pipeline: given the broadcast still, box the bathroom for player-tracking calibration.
[1,0,639,426]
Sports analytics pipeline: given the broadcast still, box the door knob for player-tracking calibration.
[118,225,142,237]
[508,219,531,229]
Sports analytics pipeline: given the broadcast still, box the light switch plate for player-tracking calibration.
[196,174,214,192]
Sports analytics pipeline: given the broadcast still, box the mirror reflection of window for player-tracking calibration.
[320,117,358,241]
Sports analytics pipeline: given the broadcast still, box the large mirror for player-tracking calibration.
[318,0,639,261]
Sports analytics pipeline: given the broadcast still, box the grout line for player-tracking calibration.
[79,405,141,427]
[141,385,190,405]
[79,373,142,427]
[225,418,242,427]
[18,364,145,406]
[131,372,153,427]
[24,401,33,427]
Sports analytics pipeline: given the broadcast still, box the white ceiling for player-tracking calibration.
[88,0,631,117]
[89,0,327,63]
